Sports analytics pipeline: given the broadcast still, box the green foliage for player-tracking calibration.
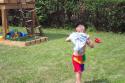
[84,0,125,32]
[87,27,96,32]
[36,0,125,32]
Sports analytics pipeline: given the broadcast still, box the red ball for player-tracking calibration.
[95,38,102,43]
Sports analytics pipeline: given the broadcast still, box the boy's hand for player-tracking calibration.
[65,37,71,42]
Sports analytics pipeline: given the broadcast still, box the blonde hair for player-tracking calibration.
[76,24,85,33]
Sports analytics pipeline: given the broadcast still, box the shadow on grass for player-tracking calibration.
[45,33,68,41]
[85,79,110,83]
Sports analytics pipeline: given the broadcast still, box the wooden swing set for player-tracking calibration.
[0,0,48,47]
[0,0,43,38]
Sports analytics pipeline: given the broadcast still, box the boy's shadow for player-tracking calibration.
[85,79,110,83]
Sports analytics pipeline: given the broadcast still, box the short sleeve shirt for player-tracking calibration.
[68,32,89,52]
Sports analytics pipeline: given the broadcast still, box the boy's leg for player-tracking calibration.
[75,72,82,83]
[72,55,85,83]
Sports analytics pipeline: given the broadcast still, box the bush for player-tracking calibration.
[31,0,125,32]
[84,0,125,32]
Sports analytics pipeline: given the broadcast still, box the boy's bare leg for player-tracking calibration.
[75,72,82,83]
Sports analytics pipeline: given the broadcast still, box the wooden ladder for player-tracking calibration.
[18,0,43,36]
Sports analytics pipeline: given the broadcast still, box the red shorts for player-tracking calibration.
[72,55,85,72]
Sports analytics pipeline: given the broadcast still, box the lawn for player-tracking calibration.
[0,28,125,83]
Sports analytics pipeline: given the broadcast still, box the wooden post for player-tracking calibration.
[31,9,35,35]
[1,9,9,39]
[33,10,43,36]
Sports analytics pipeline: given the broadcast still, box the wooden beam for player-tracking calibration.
[0,0,35,4]
[1,9,9,38]
[4,4,34,9]
[0,4,34,9]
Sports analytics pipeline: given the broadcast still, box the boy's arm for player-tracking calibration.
[86,38,94,48]
[65,37,71,42]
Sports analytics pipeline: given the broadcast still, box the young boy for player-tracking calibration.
[65,24,94,83]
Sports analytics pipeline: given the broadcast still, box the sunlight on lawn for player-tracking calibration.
[0,28,125,83]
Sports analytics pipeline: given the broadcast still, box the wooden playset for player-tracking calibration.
[0,0,48,47]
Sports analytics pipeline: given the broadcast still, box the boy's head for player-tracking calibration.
[76,24,86,33]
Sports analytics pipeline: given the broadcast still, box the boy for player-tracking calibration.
[65,24,94,83]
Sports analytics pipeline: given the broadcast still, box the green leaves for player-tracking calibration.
[35,0,125,32]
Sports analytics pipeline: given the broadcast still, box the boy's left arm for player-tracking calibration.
[86,38,95,48]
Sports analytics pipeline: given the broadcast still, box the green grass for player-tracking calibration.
[0,28,125,83]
